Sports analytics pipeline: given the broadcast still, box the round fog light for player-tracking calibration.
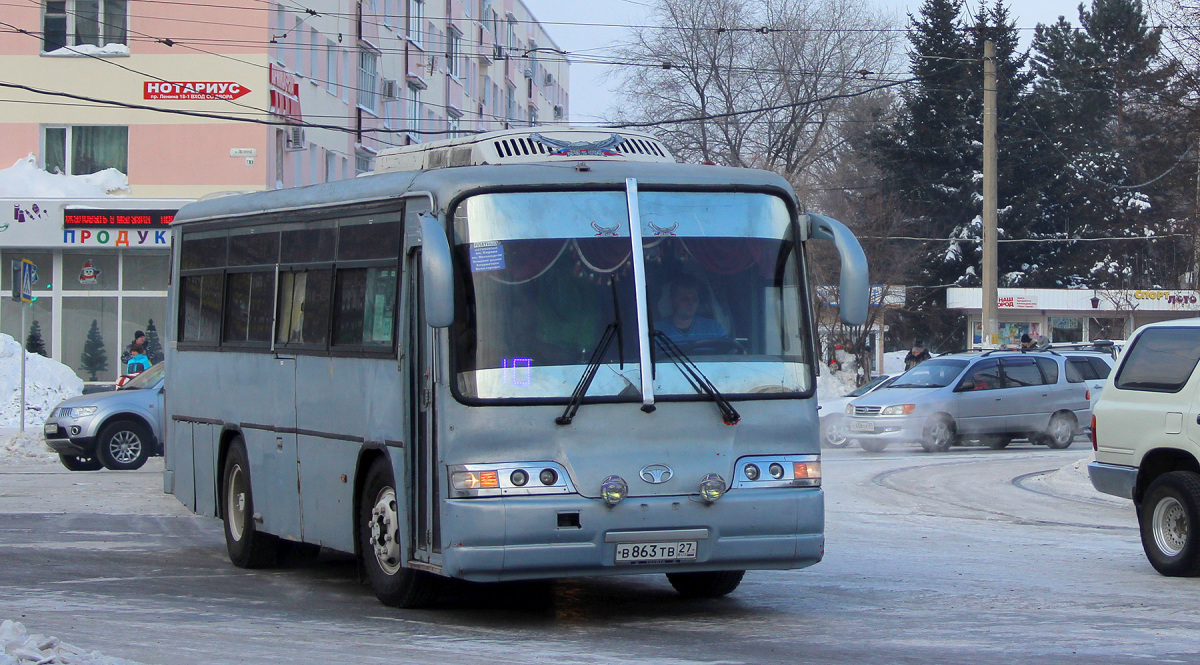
[698,473,727,503]
[600,475,628,506]
[539,468,559,485]
[743,463,760,481]
[510,469,528,487]
[768,463,785,479]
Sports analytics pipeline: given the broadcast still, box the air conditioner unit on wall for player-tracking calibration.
[544,72,553,86]
[382,78,399,100]
[284,126,306,151]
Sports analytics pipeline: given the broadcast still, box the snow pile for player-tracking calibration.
[0,333,84,428]
[0,429,56,463]
[882,350,907,375]
[817,348,863,400]
[0,155,128,198]
[0,619,142,665]
[42,43,131,57]
[1025,453,1132,506]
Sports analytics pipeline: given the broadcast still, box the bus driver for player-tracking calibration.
[657,275,728,343]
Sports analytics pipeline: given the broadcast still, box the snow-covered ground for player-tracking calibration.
[0,334,83,431]
[0,620,141,665]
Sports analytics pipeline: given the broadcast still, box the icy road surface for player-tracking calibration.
[0,441,1197,664]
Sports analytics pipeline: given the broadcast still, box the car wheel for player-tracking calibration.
[921,415,957,453]
[666,570,745,598]
[1040,413,1076,450]
[58,454,103,471]
[96,420,153,470]
[821,417,851,448]
[222,438,283,568]
[360,457,440,608]
[983,435,1011,450]
[858,439,889,453]
[1139,471,1200,577]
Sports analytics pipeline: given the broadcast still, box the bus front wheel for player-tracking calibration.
[222,438,282,568]
[666,570,745,598]
[359,458,440,608]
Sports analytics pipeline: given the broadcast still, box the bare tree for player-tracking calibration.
[611,0,902,189]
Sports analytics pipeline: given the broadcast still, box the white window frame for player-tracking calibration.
[406,84,423,133]
[407,0,424,46]
[358,47,380,113]
[41,124,128,175]
[309,27,320,84]
[42,0,129,52]
[326,40,339,95]
[447,26,462,79]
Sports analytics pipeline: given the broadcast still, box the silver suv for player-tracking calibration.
[845,351,1091,453]
[44,362,165,471]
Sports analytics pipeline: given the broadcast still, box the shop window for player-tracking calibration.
[332,267,397,347]
[122,297,167,364]
[1,298,54,357]
[44,125,128,176]
[223,272,275,344]
[62,296,118,381]
[1050,316,1082,343]
[43,0,128,52]
[276,269,333,346]
[1090,317,1125,341]
[1,251,53,292]
[62,251,118,291]
[121,252,170,291]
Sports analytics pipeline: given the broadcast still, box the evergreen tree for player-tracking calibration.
[80,319,108,381]
[25,319,47,357]
[144,318,164,365]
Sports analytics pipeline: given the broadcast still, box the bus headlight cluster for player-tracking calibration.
[732,455,821,489]
[448,463,574,498]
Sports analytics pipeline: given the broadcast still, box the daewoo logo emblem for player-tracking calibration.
[640,464,674,484]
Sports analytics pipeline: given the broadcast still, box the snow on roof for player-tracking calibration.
[0,154,129,198]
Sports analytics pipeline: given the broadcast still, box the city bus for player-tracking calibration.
[164,127,868,607]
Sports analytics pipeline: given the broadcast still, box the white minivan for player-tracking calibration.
[1089,319,1200,576]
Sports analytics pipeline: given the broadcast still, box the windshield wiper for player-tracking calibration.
[652,331,740,425]
[556,322,620,426]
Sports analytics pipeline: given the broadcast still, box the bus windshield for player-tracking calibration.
[452,190,810,402]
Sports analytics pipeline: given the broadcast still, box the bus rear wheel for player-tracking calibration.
[359,458,440,608]
[222,438,282,568]
[666,570,745,598]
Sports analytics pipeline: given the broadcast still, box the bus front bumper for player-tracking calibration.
[441,487,824,582]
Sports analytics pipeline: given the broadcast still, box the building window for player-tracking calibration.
[43,0,128,52]
[44,125,128,175]
[505,83,516,123]
[355,152,373,175]
[358,48,379,112]
[406,84,422,133]
[407,0,424,46]
[447,113,461,137]
[447,27,462,78]
[326,41,339,94]
[310,27,319,83]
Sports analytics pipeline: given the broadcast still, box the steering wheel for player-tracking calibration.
[676,337,745,355]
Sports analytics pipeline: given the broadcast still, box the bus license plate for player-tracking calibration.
[615,541,697,564]
[850,420,875,432]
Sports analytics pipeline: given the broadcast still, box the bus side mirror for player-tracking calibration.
[420,214,455,328]
[807,213,869,326]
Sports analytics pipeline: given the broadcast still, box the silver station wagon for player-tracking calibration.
[845,351,1092,452]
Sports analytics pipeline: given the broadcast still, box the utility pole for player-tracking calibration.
[981,40,998,348]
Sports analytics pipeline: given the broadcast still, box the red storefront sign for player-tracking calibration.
[144,81,251,100]
[269,63,303,121]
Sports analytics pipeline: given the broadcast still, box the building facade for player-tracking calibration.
[0,0,568,381]
[947,287,1200,346]
[0,0,570,199]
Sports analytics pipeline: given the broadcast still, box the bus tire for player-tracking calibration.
[360,458,440,608]
[96,420,153,470]
[222,438,282,569]
[666,570,745,598]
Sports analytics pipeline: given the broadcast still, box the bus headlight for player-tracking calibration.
[698,473,727,502]
[600,475,628,506]
[732,455,821,489]
[447,462,574,498]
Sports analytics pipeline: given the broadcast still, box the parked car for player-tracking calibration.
[1089,319,1200,576]
[44,362,165,471]
[819,375,894,448]
[845,351,1091,453]
[1059,350,1115,411]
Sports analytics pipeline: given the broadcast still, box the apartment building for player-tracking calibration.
[0,0,568,382]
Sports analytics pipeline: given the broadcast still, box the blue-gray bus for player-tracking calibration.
[164,127,868,607]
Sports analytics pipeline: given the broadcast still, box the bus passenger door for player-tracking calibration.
[256,354,301,540]
[408,256,440,563]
